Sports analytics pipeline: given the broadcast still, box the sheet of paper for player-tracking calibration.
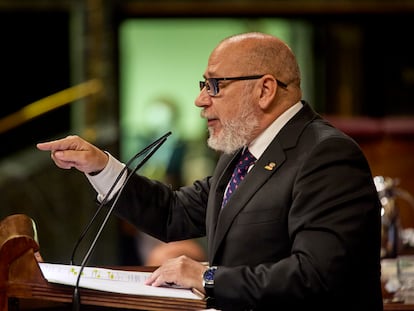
[39,262,202,300]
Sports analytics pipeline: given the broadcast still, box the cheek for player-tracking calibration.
[218,105,234,121]
[216,97,241,121]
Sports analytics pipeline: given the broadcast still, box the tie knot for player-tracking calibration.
[239,148,256,169]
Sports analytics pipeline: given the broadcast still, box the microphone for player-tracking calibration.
[70,131,171,311]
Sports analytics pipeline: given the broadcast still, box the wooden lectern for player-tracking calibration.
[5,214,414,310]
[0,214,206,311]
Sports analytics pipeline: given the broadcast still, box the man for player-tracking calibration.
[37,32,383,310]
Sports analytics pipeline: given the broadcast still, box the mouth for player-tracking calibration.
[207,117,219,128]
[201,111,219,128]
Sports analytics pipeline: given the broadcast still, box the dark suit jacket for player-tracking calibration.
[114,101,383,311]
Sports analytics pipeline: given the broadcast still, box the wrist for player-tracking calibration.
[88,151,109,176]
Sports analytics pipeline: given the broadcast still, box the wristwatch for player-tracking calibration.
[202,266,217,298]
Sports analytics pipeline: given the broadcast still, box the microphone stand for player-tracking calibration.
[71,132,171,311]
[69,131,171,265]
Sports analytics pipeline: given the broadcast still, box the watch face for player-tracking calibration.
[204,269,215,281]
[204,266,217,284]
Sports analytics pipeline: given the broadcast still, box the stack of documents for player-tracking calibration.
[39,262,202,300]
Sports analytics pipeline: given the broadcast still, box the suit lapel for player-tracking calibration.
[210,142,286,260]
[206,151,240,259]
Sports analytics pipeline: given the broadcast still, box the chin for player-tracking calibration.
[207,136,222,153]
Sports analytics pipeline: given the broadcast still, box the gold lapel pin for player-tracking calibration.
[264,162,276,171]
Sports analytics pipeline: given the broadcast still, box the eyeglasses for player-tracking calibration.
[199,75,288,97]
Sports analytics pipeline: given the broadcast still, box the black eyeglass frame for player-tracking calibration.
[199,74,288,96]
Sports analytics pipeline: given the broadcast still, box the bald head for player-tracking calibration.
[213,32,301,96]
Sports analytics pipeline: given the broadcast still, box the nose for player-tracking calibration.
[195,88,211,108]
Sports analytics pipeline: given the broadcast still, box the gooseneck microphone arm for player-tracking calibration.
[71,132,171,311]
[69,131,172,266]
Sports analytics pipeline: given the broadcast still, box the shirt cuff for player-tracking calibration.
[85,152,126,202]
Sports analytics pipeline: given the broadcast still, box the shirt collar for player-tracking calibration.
[248,101,303,159]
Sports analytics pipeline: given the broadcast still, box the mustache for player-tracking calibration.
[200,110,213,120]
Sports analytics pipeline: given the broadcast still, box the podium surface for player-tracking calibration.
[0,214,206,311]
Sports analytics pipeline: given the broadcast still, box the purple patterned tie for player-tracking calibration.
[222,148,256,207]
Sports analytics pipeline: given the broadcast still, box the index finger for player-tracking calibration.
[36,136,79,151]
[145,267,161,286]
[36,141,59,151]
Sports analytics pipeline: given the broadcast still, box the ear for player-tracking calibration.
[258,75,277,110]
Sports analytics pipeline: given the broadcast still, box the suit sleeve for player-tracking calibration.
[112,173,211,242]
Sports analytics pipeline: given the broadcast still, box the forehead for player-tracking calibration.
[204,42,245,77]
